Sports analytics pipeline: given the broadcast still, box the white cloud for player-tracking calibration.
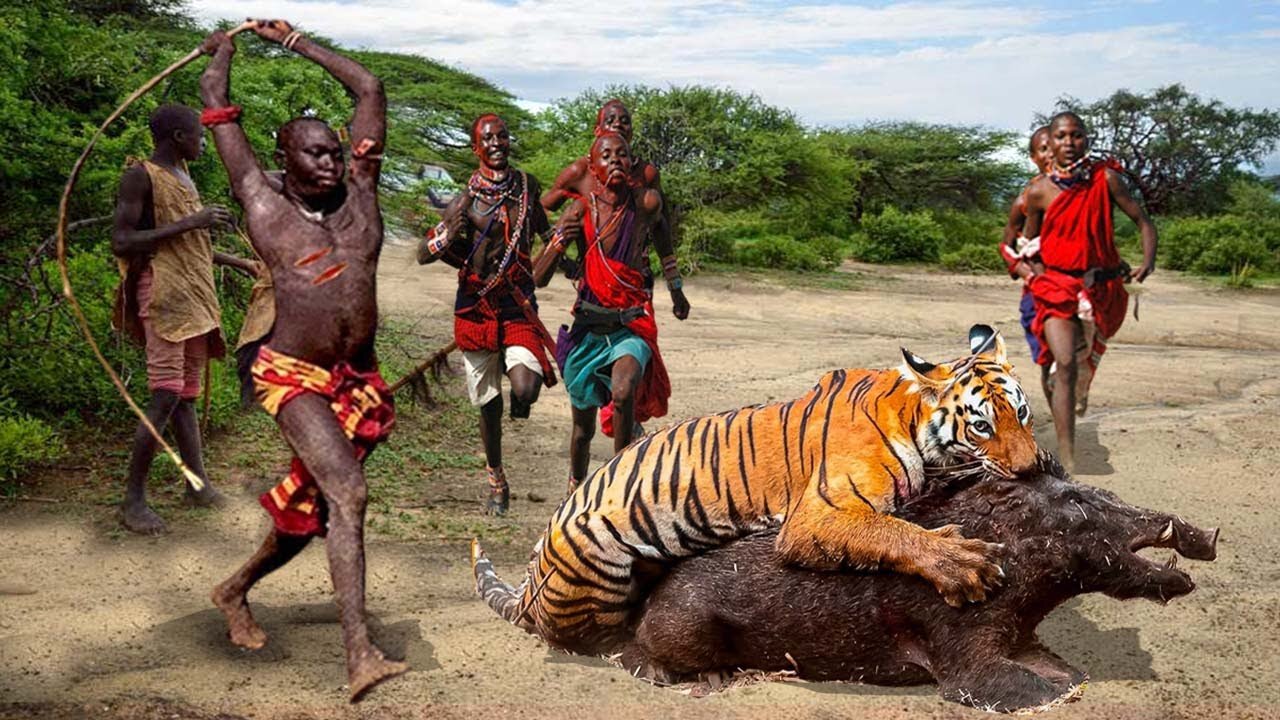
[188,0,1280,145]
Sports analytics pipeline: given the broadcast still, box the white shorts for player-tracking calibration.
[463,345,543,407]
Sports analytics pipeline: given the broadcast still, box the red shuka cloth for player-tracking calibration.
[579,205,671,438]
[454,290,556,384]
[1029,159,1129,367]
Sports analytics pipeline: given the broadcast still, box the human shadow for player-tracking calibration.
[69,602,437,685]
[1072,422,1116,476]
[1032,420,1114,477]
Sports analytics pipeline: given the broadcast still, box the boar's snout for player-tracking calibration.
[1102,517,1219,604]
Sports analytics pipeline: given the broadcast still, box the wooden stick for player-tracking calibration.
[389,341,457,394]
[54,22,255,494]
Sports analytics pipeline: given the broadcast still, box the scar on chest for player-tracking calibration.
[312,262,349,286]
[294,247,333,267]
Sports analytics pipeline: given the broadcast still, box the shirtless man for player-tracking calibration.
[198,21,406,700]
[111,103,255,534]
[999,126,1053,398]
[1021,112,1157,470]
[541,99,690,322]
[418,114,567,515]
[533,133,671,491]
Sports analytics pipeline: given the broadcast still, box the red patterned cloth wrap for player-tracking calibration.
[1029,158,1129,369]
[251,346,395,537]
[579,222,671,439]
[454,284,556,385]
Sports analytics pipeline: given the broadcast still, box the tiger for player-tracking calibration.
[471,324,1038,654]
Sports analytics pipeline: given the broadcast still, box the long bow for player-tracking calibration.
[54,22,255,492]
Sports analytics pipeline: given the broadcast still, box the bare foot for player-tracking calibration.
[348,649,409,702]
[121,502,167,535]
[211,581,268,650]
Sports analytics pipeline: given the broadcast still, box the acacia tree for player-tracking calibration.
[1043,85,1280,215]
[819,122,1023,222]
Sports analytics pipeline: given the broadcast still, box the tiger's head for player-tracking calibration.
[900,324,1038,479]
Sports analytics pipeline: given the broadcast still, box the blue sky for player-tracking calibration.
[190,0,1280,172]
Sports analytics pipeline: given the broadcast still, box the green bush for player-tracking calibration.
[1191,235,1274,275]
[852,206,945,263]
[940,243,1007,273]
[1160,214,1278,275]
[735,235,834,272]
[933,210,1003,253]
[0,402,64,484]
[680,208,773,265]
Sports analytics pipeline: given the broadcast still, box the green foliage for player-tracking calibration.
[940,244,1006,273]
[0,398,64,485]
[735,235,842,273]
[818,123,1023,219]
[852,207,945,263]
[1161,215,1277,275]
[1043,85,1280,215]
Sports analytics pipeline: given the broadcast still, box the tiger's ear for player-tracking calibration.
[900,347,953,390]
[968,324,1008,365]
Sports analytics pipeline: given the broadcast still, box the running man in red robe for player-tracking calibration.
[1021,112,1157,470]
[540,99,689,322]
[533,133,672,492]
[418,114,568,515]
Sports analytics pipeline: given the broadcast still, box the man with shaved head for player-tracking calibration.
[199,20,405,701]
[111,102,256,535]
[533,132,671,492]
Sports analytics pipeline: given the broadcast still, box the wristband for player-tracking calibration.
[425,221,450,255]
[667,276,683,292]
[282,31,304,51]
[548,226,568,251]
[200,105,242,127]
[660,254,679,279]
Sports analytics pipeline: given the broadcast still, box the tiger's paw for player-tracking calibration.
[918,524,1006,607]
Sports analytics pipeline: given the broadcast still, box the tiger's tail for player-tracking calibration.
[470,538,530,627]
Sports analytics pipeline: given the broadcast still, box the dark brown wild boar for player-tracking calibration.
[620,453,1218,713]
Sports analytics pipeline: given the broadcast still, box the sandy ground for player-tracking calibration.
[2,243,1278,719]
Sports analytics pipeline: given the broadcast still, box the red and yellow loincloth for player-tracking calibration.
[252,346,395,537]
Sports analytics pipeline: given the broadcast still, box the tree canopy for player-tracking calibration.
[1042,84,1280,216]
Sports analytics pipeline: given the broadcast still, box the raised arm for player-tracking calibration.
[541,157,589,213]
[111,165,232,257]
[198,32,270,209]
[253,20,386,185]
[1106,169,1157,282]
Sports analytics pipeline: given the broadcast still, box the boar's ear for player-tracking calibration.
[900,347,952,400]
[969,323,1008,365]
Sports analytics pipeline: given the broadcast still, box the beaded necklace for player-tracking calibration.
[464,170,530,299]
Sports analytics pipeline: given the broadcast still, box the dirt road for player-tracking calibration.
[2,244,1277,719]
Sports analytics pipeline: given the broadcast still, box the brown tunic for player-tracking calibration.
[236,265,276,351]
[113,159,225,357]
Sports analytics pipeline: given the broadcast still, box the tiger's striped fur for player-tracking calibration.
[472,325,1037,653]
